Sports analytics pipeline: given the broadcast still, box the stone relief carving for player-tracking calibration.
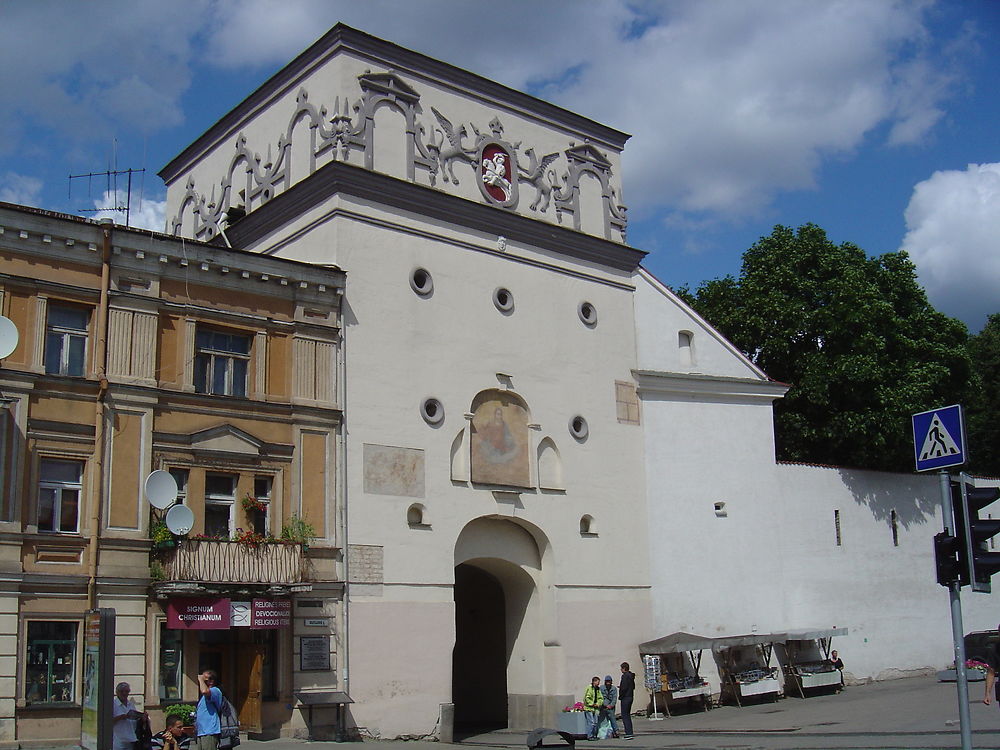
[169,70,627,242]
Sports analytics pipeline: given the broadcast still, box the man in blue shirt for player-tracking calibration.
[195,671,222,750]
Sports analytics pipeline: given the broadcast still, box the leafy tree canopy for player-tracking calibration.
[678,223,976,472]
[966,313,1000,475]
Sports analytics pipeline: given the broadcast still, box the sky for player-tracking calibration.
[0,0,997,333]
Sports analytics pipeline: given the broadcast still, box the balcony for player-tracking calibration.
[154,539,309,592]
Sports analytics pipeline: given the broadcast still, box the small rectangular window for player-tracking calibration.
[194,328,250,397]
[45,305,89,377]
[38,458,83,534]
[25,621,78,704]
[834,509,842,547]
[250,476,273,536]
[204,473,236,537]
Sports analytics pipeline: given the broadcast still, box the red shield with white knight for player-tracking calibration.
[478,143,518,208]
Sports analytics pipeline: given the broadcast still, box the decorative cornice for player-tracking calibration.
[160,24,629,184]
[226,160,646,273]
[633,370,789,402]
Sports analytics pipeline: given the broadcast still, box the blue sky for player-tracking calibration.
[1,0,997,332]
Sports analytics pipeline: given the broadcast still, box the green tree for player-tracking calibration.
[966,314,1000,474]
[678,223,975,472]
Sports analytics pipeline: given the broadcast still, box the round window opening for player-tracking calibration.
[421,397,444,425]
[578,301,597,326]
[493,287,514,313]
[410,267,433,296]
[569,415,589,440]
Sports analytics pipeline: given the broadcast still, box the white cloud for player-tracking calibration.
[93,191,168,233]
[0,172,43,206]
[0,0,204,156]
[900,163,1000,332]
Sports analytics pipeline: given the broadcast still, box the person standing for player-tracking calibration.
[830,650,845,692]
[618,662,635,740]
[601,675,619,739]
[583,676,602,740]
[195,671,223,750]
[112,682,143,750]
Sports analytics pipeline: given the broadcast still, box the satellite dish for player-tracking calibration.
[0,316,18,359]
[144,470,178,510]
[165,504,195,536]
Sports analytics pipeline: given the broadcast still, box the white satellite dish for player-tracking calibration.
[144,470,179,510]
[165,504,195,536]
[0,316,19,359]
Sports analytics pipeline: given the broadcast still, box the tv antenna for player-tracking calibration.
[69,167,146,227]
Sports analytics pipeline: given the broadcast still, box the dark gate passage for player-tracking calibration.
[453,563,508,733]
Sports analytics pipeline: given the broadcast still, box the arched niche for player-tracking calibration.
[536,437,563,491]
[469,389,531,488]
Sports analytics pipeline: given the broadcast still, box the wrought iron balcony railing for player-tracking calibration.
[160,539,307,585]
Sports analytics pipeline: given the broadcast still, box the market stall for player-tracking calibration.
[638,632,714,716]
[780,627,849,698]
[712,633,785,707]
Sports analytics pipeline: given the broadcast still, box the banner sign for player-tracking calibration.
[252,598,291,629]
[167,598,231,629]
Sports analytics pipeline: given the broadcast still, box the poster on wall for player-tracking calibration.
[80,608,115,750]
[300,636,331,671]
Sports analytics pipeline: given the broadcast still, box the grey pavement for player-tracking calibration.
[242,676,1000,750]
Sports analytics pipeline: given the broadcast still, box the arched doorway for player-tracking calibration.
[453,563,508,731]
[453,518,547,733]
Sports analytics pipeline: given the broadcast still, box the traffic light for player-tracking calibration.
[933,532,964,587]
[951,475,1000,592]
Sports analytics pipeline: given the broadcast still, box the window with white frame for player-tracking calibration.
[25,620,78,704]
[38,458,83,533]
[169,467,189,505]
[204,473,236,537]
[194,328,250,397]
[45,305,89,376]
[251,475,272,536]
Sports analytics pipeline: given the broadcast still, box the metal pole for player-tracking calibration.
[941,469,973,750]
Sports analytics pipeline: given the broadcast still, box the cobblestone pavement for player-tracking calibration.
[241,676,1000,750]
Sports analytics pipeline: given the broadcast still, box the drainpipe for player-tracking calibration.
[87,218,113,609]
[338,304,350,699]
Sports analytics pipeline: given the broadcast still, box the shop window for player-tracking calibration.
[194,328,250,397]
[45,304,89,376]
[158,623,184,701]
[25,621,78,704]
[205,473,236,537]
[251,476,273,536]
[38,458,83,534]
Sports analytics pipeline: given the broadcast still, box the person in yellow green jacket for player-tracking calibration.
[583,676,602,740]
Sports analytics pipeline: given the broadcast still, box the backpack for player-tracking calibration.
[217,695,240,750]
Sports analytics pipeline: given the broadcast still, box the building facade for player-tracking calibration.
[0,203,345,746]
[0,22,997,747]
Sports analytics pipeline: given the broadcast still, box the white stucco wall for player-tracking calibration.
[635,267,1000,693]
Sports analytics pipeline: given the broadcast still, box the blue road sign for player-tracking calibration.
[913,404,966,472]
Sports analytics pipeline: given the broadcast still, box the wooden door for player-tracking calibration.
[235,645,264,733]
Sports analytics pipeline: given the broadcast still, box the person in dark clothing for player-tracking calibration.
[830,650,845,692]
[618,662,635,739]
[982,630,1000,706]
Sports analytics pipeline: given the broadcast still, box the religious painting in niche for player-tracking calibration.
[470,391,530,487]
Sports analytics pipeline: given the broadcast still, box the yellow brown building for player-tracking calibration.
[0,202,345,745]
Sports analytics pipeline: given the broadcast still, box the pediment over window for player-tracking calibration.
[564,143,611,169]
[190,424,263,455]
[155,424,295,459]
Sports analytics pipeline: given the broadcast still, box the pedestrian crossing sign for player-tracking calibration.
[912,404,965,472]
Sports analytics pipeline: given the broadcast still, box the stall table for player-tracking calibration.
[638,632,714,716]
[780,627,849,698]
[712,633,786,707]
